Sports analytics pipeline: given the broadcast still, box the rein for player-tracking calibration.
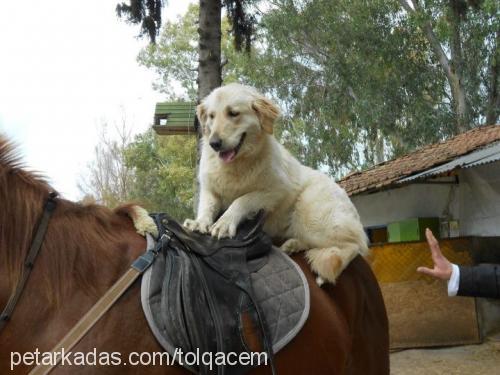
[0,191,58,332]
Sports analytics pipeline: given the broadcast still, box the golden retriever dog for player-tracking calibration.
[184,83,368,284]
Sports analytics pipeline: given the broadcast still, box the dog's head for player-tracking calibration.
[197,83,280,163]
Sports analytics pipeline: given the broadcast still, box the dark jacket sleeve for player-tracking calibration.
[457,264,500,298]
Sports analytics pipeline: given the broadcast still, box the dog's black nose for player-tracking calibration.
[209,138,223,151]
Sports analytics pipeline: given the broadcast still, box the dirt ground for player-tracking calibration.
[390,339,500,374]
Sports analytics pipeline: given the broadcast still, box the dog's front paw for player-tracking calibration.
[183,218,212,234]
[210,216,237,239]
[280,238,307,254]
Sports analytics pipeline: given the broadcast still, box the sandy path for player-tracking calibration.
[390,340,500,374]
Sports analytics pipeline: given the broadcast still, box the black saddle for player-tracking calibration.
[141,213,310,375]
[145,213,276,375]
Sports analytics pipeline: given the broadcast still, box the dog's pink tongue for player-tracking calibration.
[220,149,236,163]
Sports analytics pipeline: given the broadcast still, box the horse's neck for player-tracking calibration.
[0,200,148,359]
[1,198,146,311]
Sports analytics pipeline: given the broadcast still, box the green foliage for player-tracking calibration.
[231,0,455,172]
[403,0,499,128]
[137,4,199,99]
[223,0,257,51]
[116,0,164,43]
[124,129,197,221]
[137,0,498,179]
[137,3,241,100]
[117,0,259,49]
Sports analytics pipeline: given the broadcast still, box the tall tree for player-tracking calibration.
[117,0,257,102]
[116,0,164,43]
[399,0,499,131]
[238,0,498,169]
[242,0,452,171]
[137,4,242,101]
[197,0,223,101]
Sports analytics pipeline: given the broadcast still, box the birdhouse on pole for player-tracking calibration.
[153,102,197,135]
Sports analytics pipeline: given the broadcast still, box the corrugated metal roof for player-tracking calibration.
[398,142,500,183]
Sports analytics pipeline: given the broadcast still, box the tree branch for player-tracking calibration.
[399,0,452,79]
[423,25,452,81]
[398,0,413,13]
[400,0,467,131]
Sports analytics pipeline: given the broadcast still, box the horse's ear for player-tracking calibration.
[252,97,280,134]
[197,103,209,135]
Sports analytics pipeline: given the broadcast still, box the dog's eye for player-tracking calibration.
[209,113,215,120]
[228,110,240,117]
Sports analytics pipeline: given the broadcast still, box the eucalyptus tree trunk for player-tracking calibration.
[197,0,222,102]
[448,2,468,132]
[195,0,223,211]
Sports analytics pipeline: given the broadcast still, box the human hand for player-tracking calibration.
[417,228,453,280]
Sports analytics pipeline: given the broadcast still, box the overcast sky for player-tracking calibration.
[0,0,192,200]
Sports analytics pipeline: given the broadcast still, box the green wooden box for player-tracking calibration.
[153,102,197,135]
[387,218,440,243]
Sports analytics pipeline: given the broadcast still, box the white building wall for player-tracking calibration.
[459,164,500,236]
[351,184,459,228]
[350,162,500,236]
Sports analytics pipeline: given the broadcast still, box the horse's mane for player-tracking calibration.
[0,136,50,192]
[0,135,136,306]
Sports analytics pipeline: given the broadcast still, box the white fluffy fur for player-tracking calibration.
[128,205,158,238]
[184,83,368,284]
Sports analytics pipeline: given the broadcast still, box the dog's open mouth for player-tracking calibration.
[219,133,246,163]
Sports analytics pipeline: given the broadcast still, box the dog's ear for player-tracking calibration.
[252,97,280,134]
[196,103,209,135]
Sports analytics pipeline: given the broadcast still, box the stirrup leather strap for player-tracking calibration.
[28,233,160,375]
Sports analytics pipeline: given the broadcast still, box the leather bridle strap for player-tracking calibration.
[0,191,58,332]
[29,233,163,375]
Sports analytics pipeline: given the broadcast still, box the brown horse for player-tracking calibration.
[0,135,389,374]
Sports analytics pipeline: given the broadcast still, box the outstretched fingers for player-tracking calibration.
[425,228,443,261]
[418,228,453,280]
